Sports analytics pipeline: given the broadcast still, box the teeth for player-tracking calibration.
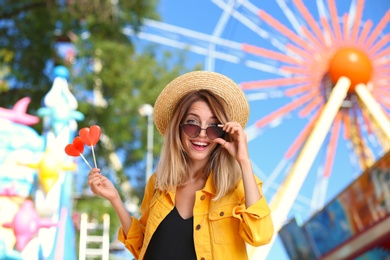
[193,141,207,146]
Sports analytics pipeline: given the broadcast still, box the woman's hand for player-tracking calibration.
[215,122,250,164]
[217,122,261,207]
[88,168,119,202]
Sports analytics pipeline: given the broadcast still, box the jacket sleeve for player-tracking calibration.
[117,173,156,258]
[232,175,274,246]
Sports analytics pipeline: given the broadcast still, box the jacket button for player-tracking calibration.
[200,195,206,200]
[219,211,224,216]
[196,224,201,230]
[200,258,205,260]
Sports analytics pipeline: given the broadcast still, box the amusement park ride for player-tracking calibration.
[0,66,81,259]
[131,0,390,258]
[0,0,389,259]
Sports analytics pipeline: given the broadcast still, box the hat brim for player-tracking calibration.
[154,71,250,135]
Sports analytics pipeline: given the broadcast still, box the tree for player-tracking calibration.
[0,0,157,92]
[1,1,205,250]
[0,1,199,197]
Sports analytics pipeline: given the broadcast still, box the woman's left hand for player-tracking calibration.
[215,122,250,163]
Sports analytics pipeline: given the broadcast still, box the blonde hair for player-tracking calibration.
[154,90,242,200]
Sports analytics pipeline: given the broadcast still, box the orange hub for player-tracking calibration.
[328,47,373,93]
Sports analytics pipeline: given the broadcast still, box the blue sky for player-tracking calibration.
[131,0,390,259]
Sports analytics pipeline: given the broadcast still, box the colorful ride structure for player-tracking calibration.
[279,150,390,259]
[0,66,83,260]
[240,1,390,257]
[133,1,390,258]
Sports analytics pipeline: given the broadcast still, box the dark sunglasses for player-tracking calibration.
[180,124,225,140]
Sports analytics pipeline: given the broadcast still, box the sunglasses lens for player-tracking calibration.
[181,124,225,140]
[181,124,201,138]
[206,126,225,140]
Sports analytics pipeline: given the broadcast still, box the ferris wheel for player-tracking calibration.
[126,0,390,258]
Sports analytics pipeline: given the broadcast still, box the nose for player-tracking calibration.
[198,127,207,138]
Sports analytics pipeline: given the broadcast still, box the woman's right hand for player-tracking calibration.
[88,168,119,202]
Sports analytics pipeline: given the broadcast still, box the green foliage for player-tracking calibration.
[0,1,200,203]
[0,0,159,105]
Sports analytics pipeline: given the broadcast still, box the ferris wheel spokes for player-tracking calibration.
[251,76,351,259]
[355,83,390,142]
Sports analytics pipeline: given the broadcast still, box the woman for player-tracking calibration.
[88,71,274,260]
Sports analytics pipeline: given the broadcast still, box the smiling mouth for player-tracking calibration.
[192,141,209,148]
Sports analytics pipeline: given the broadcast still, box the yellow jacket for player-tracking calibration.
[118,172,274,260]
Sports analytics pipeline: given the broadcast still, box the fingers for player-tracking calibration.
[217,121,247,150]
[220,122,243,135]
[219,122,246,143]
[88,168,101,187]
[218,122,250,163]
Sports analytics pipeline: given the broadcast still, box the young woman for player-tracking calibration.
[88,71,274,259]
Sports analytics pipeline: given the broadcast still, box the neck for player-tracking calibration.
[188,163,205,179]
[179,169,207,190]
[188,169,204,180]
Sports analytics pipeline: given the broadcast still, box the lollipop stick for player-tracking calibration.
[79,154,92,169]
[91,145,98,168]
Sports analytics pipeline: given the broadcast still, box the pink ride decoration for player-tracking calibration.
[2,200,57,251]
[0,97,39,125]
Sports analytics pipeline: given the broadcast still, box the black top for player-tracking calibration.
[144,207,197,260]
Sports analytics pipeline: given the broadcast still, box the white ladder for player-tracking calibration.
[79,213,110,260]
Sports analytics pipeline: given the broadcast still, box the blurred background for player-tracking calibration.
[0,0,389,259]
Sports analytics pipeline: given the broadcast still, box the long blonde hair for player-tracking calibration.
[154,90,242,200]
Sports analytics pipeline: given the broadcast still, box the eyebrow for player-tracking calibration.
[185,112,218,120]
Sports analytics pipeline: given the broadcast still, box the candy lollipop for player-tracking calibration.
[79,125,101,168]
[65,136,92,169]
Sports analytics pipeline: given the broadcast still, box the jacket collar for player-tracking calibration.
[202,172,216,195]
[165,171,216,201]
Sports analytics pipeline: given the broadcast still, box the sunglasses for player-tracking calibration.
[180,124,225,140]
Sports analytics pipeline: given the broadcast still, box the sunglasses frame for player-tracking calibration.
[180,123,225,140]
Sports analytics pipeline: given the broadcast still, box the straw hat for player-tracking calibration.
[153,70,250,135]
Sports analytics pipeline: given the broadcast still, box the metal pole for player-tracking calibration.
[248,76,351,259]
[139,104,154,182]
[146,112,154,181]
[355,83,390,142]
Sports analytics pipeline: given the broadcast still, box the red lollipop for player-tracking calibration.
[79,125,101,146]
[65,136,92,169]
[65,136,84,156]
[79,125,101,168]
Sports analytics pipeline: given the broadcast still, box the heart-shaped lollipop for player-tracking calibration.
[78,125,101,168]
[64,136,92,169]
[65,136,84,156]
[79,125,101,146]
